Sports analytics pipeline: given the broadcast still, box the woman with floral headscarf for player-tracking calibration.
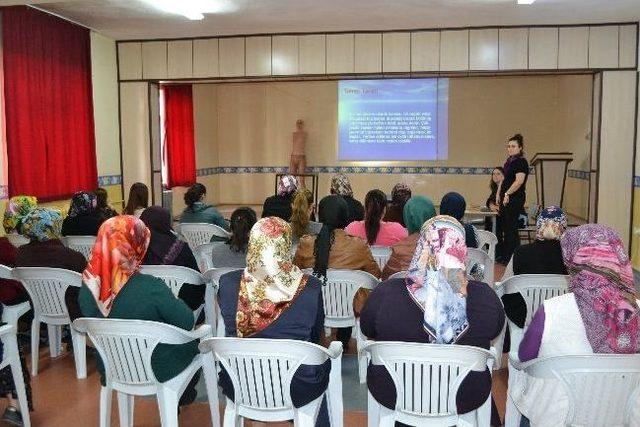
[2,195,37,235]
[217,217,330,424]
[330,173,364,224]
[261,175,299,221]
[514,224,640,425]
[382,183,412,227]
[361,216,505,425]
[78,215,201,406]
[61,191,104,236]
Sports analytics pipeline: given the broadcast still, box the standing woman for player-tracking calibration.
[499,134,529,263]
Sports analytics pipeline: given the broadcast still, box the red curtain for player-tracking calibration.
[163,85,196,188]
[2,7,97,201]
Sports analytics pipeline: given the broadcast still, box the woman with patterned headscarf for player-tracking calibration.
[361,216,505,425]
[261,175,299,221]
[515,224,640,425]
[2,195,37,235]
[217,217,331,424]
[78,215,201,406]
[330,173,364,224]
[61,191,104,236]
[383,183,412,227]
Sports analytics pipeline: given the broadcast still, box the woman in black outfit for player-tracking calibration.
[499,134,529,263]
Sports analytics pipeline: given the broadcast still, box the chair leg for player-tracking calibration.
[293,396,323,427]
[367,391,380,427]
[505,389,522,427]
[378,406,395,427]
[70,326,87,379]
[7,335,30,427]
[117,392,134,427]
[476,391,492,427]
[157,387,179,427]
[202,353,221,427]
[29,320,39,377]
[47,324,61,358]
[223,397,241,427]
[100,387,112,427]
[356,322,366,384]
[458,411,476,427]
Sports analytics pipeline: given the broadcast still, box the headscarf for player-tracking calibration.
[276,175,299,197]
[439,192,466,221]
[561,224,639,354]
[20,208,63,242]
[68,191,97,218]
[3,195,37,234]
[406,215,469,344]
[391,183,412,206]
[313,195,350,281]
[82,216,150,316]
[330,173,354,197]
[536,205,567,241]
[140,206,185,265]
[236,217,308,337]
[403,196,436,234]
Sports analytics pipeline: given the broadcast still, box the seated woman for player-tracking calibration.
[15,208,86,321]
[79,216,200,406]
[217,217,330,425]
[94,187,118,222]
[381,196,436,279]
[210,207,256,269]
[180,183,228,231]
[123,182,149,218]
[516,224,640,425]
[140,206,204,311]
[382,183,411,227]
[440,192,478,248]
[330,173,364,224]
[485,167,504,233]
[3,195,37,240]
[290,189,322,244]
[262,175,298,221]
[501,206,568,328]
[61,191,103,236]
[345,189,408,247]
[361,216,505,426]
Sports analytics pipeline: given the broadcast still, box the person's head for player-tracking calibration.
[296,119,304,130]
[507,133,524,157]
[229,207,257,253]
[290,189,314,239]
[140,206,172,235]
[3,195,37,234]
[20,207,63,242]
[246,217,295,273]
[313,195,350,281]
[94,188,109,209]
[276,175,299,198]
[490,167,505,193]
[536,206,567,241]
[391,183,412,207]
[83,216,151,316]
[364,189,388,245]
[124,183,149,215]
[403,196,436,234]
[330,173,354,197]
[560,224,639,354]
[406,215,469,344]
[184,183,207,208]
[440,192,466,222]
[68,191,97,218]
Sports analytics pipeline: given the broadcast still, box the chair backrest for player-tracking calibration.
[5,234,29,248]
[139,265,205,297]
[388,270,408,280]
[503,274,570,328]
[363,341,492,419]
[203,267,243,335]
[0,264,11,280]
[199,337,333,411]
[193,242,226,272]
[523,354,640,426]
[61,235,96,260]
[466,247,495,286]
[322,269,379,328]
[475,230,498,260]
[175,223,230,250]
[371,246,391,271]
[12,267,82,323]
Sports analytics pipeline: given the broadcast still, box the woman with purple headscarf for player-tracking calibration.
[261,175,299,221]
[383,183,411,227]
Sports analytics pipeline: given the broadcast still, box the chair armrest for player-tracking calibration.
[187,324,213,341]
[1,302,30,327]
[508,354,537,371]
[0,324,16,337]
[325,341,343,359]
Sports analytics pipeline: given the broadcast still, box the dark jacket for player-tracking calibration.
[61,214,103,236]
[0,237,26,304]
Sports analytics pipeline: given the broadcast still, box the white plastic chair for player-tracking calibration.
[466,247,495,286]
[139,265,207,322]
[370,246,391,272]
[61,235,96,260]
[12,267,86,378]
[0,324,31,427]
[506,354,640,427]
[475,230,498,260]
[202,267,241,337]
[5,234,29,248]
[387,270,408,280]
[0,265,31,327]
[199,337,344,427]
[175,223,231,251]
[192,242,225,272]
[73,318,215,427]
[362,341,494,427]
[322,269,379,384]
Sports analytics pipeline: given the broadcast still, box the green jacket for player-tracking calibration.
[78,273,198,383]
[180,202,229,231]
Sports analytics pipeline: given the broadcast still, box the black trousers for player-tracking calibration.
[500,196,524,262]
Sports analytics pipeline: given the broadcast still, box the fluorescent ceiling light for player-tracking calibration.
[517,0,536,4]
[141,0,237,20]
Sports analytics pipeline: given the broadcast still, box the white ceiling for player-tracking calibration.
[5,0,640,40]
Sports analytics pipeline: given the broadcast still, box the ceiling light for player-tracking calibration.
[517,0,536,4]
[141,0,236,20]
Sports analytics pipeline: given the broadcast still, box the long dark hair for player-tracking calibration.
[364,189,387,245]
[184,183,206,208]
[490,167,505,194]
[124,182,149,215]
[228,207,257,253]
[95,187,109,209]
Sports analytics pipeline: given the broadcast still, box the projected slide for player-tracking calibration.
[338,78,449,161]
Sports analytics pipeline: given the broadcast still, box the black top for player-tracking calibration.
[360,279,504,416]
[501,156,529,201]
[343,195,365,224]
[261,194,293,221]
[61,214,103,236]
